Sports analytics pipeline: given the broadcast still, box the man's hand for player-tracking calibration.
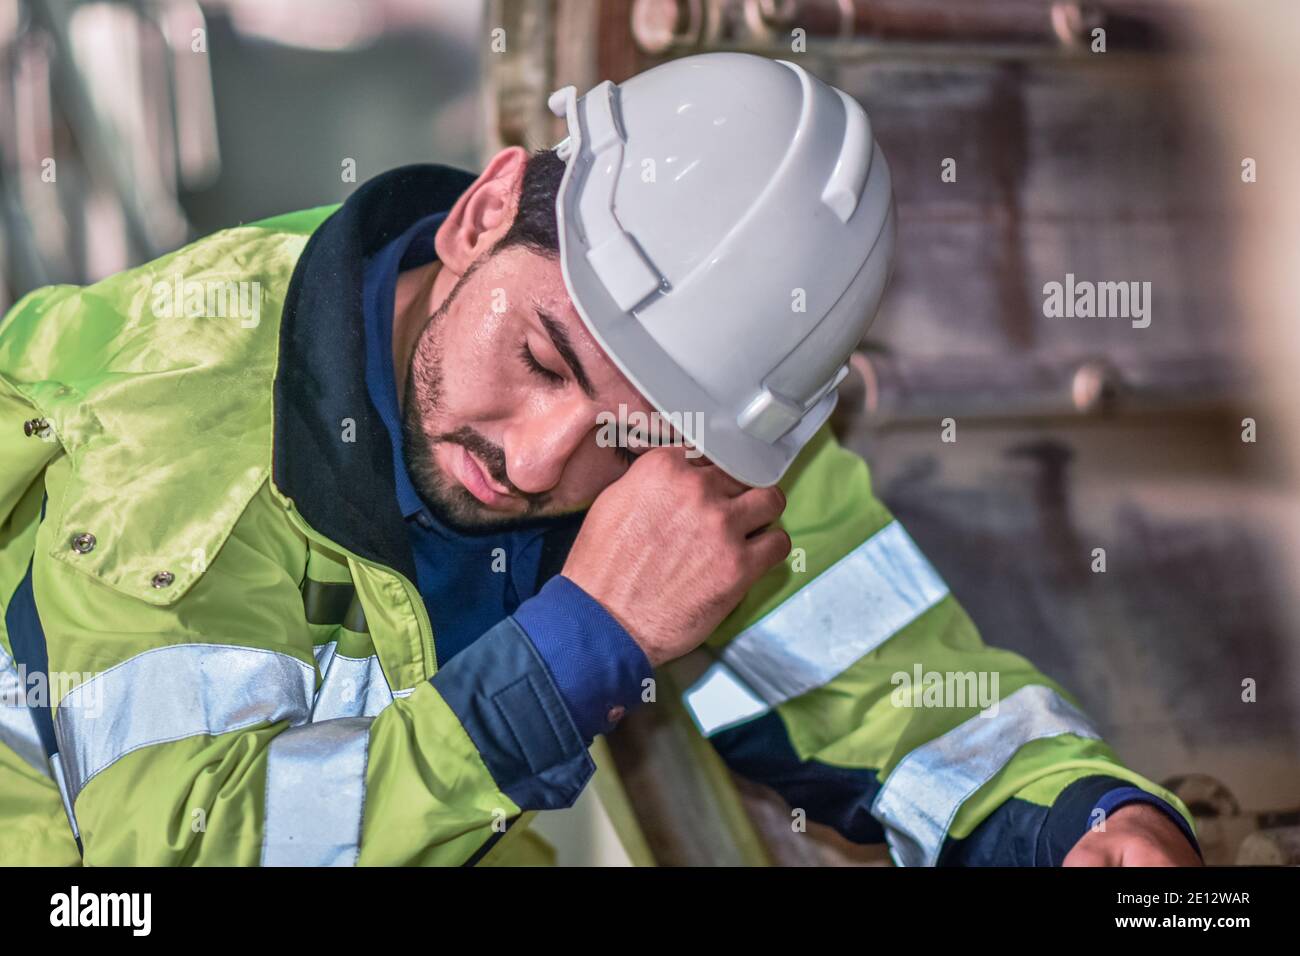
[562,446,790,667]
[1062,802,1203,866]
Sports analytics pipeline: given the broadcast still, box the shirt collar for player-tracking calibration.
[361,210,449,522]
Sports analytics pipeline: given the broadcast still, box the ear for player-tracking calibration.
[435,146,528,275]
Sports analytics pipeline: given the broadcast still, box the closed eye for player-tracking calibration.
[518,340,565,386]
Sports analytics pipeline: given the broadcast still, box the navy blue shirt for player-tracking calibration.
[361,212,650,741]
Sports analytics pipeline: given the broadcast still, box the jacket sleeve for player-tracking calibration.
[682,426,1198,866]
[22,472,601,866]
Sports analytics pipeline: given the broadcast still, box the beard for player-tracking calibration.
[399,283,559,535]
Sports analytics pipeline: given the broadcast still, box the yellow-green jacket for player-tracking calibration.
[0,165,1196,866]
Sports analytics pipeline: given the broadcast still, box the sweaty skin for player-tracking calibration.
[388,145,1200,867]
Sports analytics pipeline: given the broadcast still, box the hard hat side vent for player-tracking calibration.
[821,89,873,223]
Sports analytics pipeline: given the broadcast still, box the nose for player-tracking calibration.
[503,397,593,495]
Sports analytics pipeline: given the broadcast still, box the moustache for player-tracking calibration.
[435,426,548,507]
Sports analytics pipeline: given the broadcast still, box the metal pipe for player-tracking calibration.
[845,351,1247,424]
[632,0,1188,55]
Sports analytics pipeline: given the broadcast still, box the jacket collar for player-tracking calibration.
[272,164,477,583]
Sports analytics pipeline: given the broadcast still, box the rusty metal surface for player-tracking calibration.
[631,0,1200,55]
[850,419,1300,804]
[605,660,775,866]
[827,46,1300,818]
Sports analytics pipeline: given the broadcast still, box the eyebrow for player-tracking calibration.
[536,308,596,399]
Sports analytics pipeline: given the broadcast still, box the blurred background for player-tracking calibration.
[1,0,1297,865]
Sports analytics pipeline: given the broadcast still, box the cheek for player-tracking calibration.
[426,309,516,419]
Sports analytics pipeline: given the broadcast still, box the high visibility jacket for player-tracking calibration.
[0,165,1194,866]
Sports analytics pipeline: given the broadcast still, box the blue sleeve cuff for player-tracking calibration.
[512,574,653,743]
[429,616,595,811]
[1037,775,1201,864]
[1093,785,1203,860]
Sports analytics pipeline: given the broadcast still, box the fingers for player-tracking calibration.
[702,464,750,497]
[730,485,787,535]
[1061,843,1109,867]
[744,526,792,573]
[685,450,714,468]
[653,444,749,496]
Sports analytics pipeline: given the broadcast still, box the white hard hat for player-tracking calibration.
[548,52,896,487]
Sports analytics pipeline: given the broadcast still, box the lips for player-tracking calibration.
[455,444,512,507]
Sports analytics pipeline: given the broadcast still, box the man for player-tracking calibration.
[0,53,1198,866]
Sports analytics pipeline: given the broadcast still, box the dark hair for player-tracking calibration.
[493,148,566,256]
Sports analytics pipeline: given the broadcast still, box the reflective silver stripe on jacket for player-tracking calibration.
[0,642,48,775]
[684,520,949,735]
[870,684,1102,867]
[50,758,81,840]
[53,643,316,803]
[682,661,769,736]
[3,644,83,837]
[311,642,396,721]
[261,716,371,866]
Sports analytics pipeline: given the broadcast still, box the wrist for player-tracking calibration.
[512,575,653,741]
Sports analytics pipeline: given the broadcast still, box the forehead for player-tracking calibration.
[482,243,573,314]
